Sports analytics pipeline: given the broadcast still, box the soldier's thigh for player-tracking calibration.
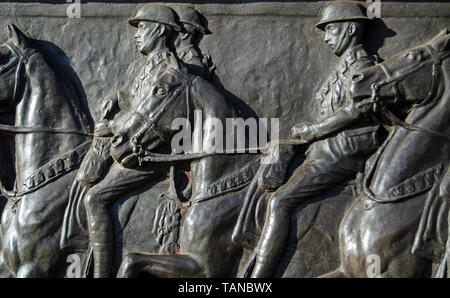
[273,155,355,204]
[89,163,165,202]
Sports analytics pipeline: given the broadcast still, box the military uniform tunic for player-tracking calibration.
[62,51,182,251]
[176,44,209,79]
[271,45,382,206]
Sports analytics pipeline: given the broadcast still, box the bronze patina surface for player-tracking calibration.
[0,1,448,278]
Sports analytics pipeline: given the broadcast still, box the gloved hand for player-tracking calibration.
[289,123,317,143]
[94,120,113,137]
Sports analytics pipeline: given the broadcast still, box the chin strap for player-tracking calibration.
[333,23,351,56]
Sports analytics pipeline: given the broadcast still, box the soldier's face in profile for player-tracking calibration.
[135,21,160,54]
[324,22,345,52]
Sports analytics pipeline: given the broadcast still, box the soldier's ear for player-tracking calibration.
[158,24,166,37]
[348,23,357,37]
[6,24,31,48]
[180,32,190,40]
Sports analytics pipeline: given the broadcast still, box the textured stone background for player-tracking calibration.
[1,0,449,277]
[0,1,449,137]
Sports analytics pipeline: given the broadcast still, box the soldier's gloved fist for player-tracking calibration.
[354,98,375,115]
[290,123,316,143]
[94,120,113,137]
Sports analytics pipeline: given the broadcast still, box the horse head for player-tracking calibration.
[348,29,450,198]
[110,66,190,165]
[350,29,450,106]
[0,24,93,189]
[0,24,34,107]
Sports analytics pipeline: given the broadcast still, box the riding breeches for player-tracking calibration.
[84,162,167,277]
[252,126,382,277]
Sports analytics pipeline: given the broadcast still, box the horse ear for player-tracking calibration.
[6,24,31,48]
[428,29,450,52]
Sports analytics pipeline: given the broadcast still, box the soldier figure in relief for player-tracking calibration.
[78,4,185,278]
[249,1,384,277]
[171,5,213,80]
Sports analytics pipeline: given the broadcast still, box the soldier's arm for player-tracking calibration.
[309,58,377,139]
[291,98,373,142]
[314,98,373,139]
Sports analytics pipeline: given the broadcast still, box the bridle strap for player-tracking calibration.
[0,43,92,138]
[3,43,37,107]
[377,63,401,104]
[129,74,192,156]
[371,47,450,142]
[372,47,450,95]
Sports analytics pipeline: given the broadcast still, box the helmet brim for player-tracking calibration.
[128,18,181,32]
[316,16,372,31]
[182,21,212,35]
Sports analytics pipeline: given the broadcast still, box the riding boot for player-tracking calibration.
[251,200,290,278]
[92,242,113,278]
[86,203,114,278]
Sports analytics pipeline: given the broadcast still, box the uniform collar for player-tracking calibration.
[338,45,368,73]
[145,49,171,67]
[139,49,172,78]
[176,44,196,54]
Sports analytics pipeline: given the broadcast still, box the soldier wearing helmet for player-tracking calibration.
[66,3,188,278]
[171,5,214,79]
[247,1,384,277]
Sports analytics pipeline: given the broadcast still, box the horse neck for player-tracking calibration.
[407,57,450,130]
[188,89,257,199]
[14,53,91,188]
[368,58,450,194]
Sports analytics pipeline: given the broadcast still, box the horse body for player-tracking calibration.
[117,70,261,277]
[0,25,92,277]
[178,76,260,277]
[116,67,358,278]
[331,30,450,277]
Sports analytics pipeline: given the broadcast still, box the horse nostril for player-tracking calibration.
[352,73,364,82]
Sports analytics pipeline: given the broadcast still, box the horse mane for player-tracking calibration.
[32,39,94,130]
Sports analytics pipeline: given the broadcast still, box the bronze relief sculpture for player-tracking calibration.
[0,1,448,279]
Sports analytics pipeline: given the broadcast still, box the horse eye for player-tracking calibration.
[153,86,167,96]
[405,51,420,61]
[0,50,11,65]
[352,73,364,82]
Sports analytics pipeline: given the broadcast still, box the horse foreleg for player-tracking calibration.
[117,253,204,278]
[317,267,347,278]
[0,232,13,278]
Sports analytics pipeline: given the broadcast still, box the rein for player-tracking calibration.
[128,76,190,166]
[123,73,310,165]
[370,46,450,142]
